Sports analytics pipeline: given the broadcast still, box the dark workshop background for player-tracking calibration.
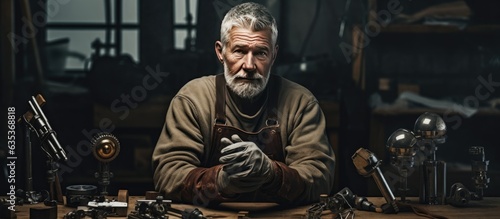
[1,0,499,198]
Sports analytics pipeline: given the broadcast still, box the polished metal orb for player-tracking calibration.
[386,128,417,157]
[413,112,447,140]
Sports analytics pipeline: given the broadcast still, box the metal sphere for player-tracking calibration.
[386,128,417,157]
[413,112,447,139]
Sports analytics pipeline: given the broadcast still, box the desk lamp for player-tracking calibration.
[413,112,447,205]
[386,128,417,202]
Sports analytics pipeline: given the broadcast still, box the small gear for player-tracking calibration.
[91,133,120,162]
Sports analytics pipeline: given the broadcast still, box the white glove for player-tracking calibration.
[216,134,274,195]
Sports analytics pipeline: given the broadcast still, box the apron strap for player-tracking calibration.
[214,74,281,125]
[215,74,226,124]
[266,75,280,125]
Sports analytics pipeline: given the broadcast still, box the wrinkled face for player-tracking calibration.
[216,27,278,99]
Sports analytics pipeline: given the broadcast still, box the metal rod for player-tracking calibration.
[400,169,408,202]
[25,124,33,192]
[373,167,396,204]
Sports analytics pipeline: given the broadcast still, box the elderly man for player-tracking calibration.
[152,2,335,206]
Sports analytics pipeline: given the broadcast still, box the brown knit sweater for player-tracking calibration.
[152,75,335,205]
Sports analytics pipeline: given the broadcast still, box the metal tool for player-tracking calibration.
[469,146,490,200]
[87,199,128,215]
[447,146,490,207]
[128,196,207,219]
[170,207,206,219]
[352,148,399,213]
[63,209,108,219]
[386,128,418,202]
[65,185,98,207]
[306,187,378,219]
[128,196,171,219]
[447,182,471,207]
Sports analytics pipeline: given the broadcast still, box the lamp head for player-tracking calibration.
[91,133,120,163]
[387,128,417,156]
[387,128,417,169]
[413,112,447,143]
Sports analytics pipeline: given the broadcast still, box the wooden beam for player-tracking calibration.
[20,0,44,90]
[1,0,14,151]
[1,0,15,107]
[139,0,173,67]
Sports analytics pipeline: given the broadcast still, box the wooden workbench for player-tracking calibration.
[6,196,500,218]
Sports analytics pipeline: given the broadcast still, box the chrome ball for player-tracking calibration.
[413,112,446,140]
[386,128,417,157]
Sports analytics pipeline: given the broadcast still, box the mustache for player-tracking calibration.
[233,72,263,80]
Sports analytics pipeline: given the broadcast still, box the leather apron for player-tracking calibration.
[207,74,285,168]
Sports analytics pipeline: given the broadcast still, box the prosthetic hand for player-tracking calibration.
[217,134,274,195]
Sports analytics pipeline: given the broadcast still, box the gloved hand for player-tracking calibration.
[216,134,275,195]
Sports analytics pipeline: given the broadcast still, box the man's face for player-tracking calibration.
[216,27,278,99]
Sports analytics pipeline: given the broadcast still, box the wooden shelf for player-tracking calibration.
[380,24,500,34]
[372,106,500,116]
[93,95,172,129]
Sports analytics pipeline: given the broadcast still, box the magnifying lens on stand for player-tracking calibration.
[91,133,120,197]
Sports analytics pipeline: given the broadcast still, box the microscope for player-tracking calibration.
[413,112,447,205]
[386,128,418,202]
[18,94,68,204]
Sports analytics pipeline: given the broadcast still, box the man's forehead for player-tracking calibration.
[228,27,273,45]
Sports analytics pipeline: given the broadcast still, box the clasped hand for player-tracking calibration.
[217,134,274,195]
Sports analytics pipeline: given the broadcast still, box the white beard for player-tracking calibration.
[223,64,270,99]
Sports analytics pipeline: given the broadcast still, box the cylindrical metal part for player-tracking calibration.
[25,125,33,192]
[419,164,426,204]
[437,161,447,204]
[399,169,409,202]
[420,160,438,204]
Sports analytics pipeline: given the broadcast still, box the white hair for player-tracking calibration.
[220,2,278,50]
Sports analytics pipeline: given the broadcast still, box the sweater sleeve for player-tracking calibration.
[280,97,336,204]
[179,165,238,205]
[152,94,207,202]
[260,160,306,203]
